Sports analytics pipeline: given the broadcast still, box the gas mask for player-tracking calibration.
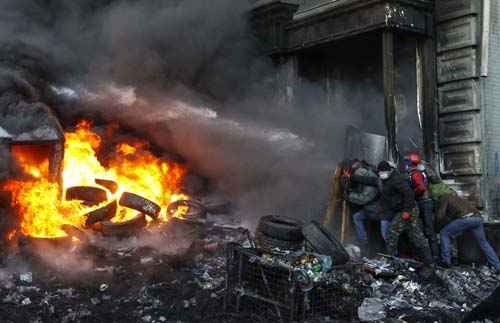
[378,171,392,180]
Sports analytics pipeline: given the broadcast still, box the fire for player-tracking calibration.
[6,230,16,241]
[11,145,50,179]
[2,120,188,238]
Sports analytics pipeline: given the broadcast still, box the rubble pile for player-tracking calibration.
[229,241,500,322]
[0,225,249,323]
[0,223,499,322]
[360,257,500,322]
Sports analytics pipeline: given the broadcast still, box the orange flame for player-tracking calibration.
[2,120,188,238]
[6,230,16,241]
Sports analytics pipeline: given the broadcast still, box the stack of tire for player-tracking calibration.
[255,216,350,265]
[255,215,304,252]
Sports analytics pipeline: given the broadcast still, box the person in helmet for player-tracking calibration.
[403,152,439,260]
[340,159,387,256]
[377,161,434,266]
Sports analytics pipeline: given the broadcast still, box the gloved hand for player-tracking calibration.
[402,211,411,221]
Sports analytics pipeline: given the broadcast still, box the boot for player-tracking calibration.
[359,242,370,259]
[421,247,434,267]
[430,241,440,262]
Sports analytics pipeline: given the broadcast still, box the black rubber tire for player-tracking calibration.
[66,186,108,205]
[101,213,147,237]
[119,192,161,219]
[167,200,207,219]
[302,221,350,265]
[255,230,303,252]
[85,200,117,226]
[256,215,303,241]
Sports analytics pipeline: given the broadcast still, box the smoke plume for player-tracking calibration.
[0,0,416,227]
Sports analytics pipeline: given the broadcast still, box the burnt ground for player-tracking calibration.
[0,223,251,323]
[0,221,499,323]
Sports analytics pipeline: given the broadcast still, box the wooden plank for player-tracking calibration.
[323,165,342,234]
[340,200,349,243]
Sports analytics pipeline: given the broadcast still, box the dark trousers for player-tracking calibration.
[386,209,434,265]
[417,199,439,259]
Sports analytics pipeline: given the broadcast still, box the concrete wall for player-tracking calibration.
[435,0,484,206]
[482,0,500,218]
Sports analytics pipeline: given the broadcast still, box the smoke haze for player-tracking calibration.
[0,0,398,225]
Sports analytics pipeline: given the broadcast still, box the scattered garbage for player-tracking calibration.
[19,272,33,284]
[21,297,31,306]
[99,284,109,292]
[0,224,498,322]
[358,298,386,321]
[345,244,361,260]
[140,257,154,265]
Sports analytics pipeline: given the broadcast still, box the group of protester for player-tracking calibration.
[341,153,500,272]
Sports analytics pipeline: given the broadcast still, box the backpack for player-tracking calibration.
[429,182,452,202]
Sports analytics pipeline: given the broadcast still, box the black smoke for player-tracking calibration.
[0,0,405,226]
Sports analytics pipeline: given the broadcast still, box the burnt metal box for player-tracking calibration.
[224,244,359,322]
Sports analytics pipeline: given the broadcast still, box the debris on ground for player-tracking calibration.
[0,223,499,322]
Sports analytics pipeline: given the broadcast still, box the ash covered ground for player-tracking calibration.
[0,220,499,323]
[0,222,245,323]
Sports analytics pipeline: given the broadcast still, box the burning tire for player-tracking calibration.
[302,221,350,265]
[255,230,303,252]
[167,200,207,220]
[95,179,118,194]
[256,215,303,241]
[100,213,147,237]
[119,192,160,219]
[66,186,108,205]
[84,200,117,226]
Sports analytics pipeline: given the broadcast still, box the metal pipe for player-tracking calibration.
[481,0,491,77]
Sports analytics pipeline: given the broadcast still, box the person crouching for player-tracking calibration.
[431,182,500,272]
[341,159,388,257]
[377,161,434,266]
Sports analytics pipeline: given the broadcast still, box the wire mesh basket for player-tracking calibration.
[224,243,361,322]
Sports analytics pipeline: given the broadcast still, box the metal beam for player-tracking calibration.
[382,30,399,163]
[481,0,491,77]
[419,36,438,167]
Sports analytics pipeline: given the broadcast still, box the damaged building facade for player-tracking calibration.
[250,0,500,219]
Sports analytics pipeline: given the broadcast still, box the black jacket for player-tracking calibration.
[379,171,416,216]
